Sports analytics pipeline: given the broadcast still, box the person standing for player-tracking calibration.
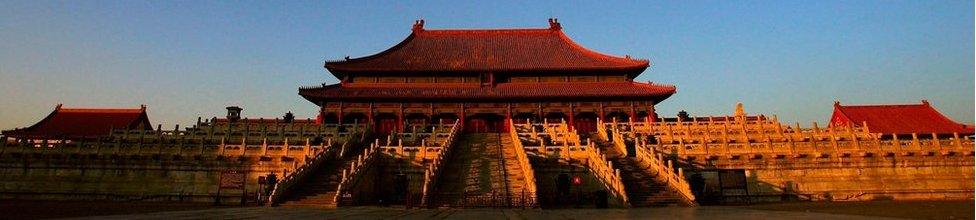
[266,172,279,196]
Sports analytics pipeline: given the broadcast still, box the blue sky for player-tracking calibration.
[0,0,972,129]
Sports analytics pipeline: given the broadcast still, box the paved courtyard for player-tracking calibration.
[65,206,902,220]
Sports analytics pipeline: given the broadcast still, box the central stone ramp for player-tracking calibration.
[430,133,529,207]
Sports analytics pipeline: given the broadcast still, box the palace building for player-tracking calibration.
[2,104,152,143]
[299,19,675,135]
[830,100,974,138]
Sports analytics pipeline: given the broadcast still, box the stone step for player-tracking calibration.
[280,201,337,207]
[606,154,685,207]
[274,145,366,206]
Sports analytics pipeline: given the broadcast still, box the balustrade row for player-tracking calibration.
[510,120,628,205]
[506,119,538,204]
[420,120,463,206]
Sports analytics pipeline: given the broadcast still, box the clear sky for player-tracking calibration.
[1,0,973,130]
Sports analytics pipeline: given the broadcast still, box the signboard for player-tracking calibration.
[215,170,249,206]
[718,169,747,189]
[219,170,247,189]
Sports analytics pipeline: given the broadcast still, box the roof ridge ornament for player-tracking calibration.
[734,102,746,118]
[548,18,561,30]
[412,19,425,32]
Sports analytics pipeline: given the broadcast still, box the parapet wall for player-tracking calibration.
[0,122,366,203]
[604,119,975,203]
[690,155,974,202]
[0,155,294,203]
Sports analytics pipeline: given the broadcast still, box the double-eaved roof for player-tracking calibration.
[303,20,675,103]
[2,104,152,140]
[830,101,973,136]
[324,19,649,78]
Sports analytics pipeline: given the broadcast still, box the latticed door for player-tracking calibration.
[467,119,488,133]
[574,118,597,133]
[377,118,398,136]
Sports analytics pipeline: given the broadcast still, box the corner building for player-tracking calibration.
[300,19,675,135]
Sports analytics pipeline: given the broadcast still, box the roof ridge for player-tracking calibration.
[343,83,481,88]
[59,108,145,113]
[421,27,554,33]
[838,103,927,108]
[502,81,659,86]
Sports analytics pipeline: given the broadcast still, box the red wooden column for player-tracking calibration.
[428,103,435,125]
[598,103,606,122]
[397,104,404,133]
[316,106,325,124]
[336,102,344,124]
[628,102,637,122]
[568,103,575,130]
[505,104,512,132]
[648,103,657,122]
[537,103,544,123]
[367,103,375,132]
[459,103,466,131]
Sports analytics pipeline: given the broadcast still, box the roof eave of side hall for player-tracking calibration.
[833,100,972,134]
[2,104,151,138]
[322,19,651,79]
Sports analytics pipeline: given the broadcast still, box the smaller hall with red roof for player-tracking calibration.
[2,104,152,143]
[830,100,973,138]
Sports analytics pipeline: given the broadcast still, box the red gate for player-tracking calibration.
[574,118,597,133]
[465,117,508,133]
[377,118,398,136]
[466,119,489,133]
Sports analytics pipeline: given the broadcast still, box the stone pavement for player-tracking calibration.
[66,206,901,220]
